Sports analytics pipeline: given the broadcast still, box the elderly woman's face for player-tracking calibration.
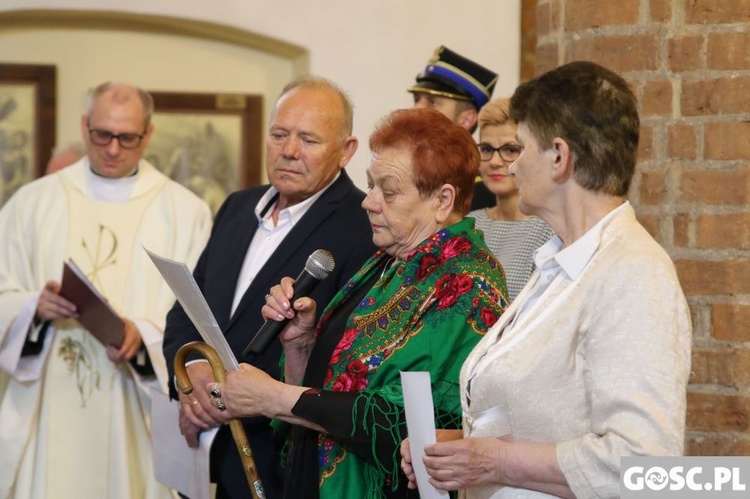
[509,122,556,216]
[362,147,443,260]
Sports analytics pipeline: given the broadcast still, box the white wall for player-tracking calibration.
[0,29,294,161]
[0,0,521,189]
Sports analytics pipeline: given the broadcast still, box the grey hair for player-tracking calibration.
[85,82,154,129]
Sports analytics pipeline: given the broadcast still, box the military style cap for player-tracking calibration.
[408,45,498,110]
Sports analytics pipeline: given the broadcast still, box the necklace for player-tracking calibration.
[380,256,397,280]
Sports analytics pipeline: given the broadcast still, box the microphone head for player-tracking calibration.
[305,249,335,280]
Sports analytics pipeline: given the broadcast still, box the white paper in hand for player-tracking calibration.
[144,247,239,370]
[401,371,449,499]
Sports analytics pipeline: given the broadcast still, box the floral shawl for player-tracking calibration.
[313,218,508,498]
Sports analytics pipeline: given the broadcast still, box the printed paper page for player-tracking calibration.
[144,247,238,370]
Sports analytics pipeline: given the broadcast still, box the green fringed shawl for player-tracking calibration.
[313,218,509,498]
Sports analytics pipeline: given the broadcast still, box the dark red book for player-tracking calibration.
[58,259,125,348]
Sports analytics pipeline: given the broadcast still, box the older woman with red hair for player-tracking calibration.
[207,108,509,498]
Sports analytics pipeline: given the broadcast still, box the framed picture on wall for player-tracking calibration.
[0,63,56,206]
[145,91,263,215]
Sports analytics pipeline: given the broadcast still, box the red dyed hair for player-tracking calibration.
[369,108,479,214]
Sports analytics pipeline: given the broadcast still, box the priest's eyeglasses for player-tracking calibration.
[88,128,146,149]
[478,143,523,163]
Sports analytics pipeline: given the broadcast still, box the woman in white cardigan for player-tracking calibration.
[401,61,692,498]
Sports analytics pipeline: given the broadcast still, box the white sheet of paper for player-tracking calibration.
[145,247,238,496]
[144,247,239,370]
[151,389,217,499]
[401,371,449,499]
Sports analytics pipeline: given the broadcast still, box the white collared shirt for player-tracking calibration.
[229,173,339,315]
[513,201,629,324]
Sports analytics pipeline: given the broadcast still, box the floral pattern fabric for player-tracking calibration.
[309,218,509,498]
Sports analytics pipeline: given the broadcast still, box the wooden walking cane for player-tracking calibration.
[174,341,265,499]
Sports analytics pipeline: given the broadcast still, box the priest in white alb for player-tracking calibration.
[0,82,212,499]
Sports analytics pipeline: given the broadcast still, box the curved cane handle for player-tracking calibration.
[173,341,225,394]
[174,341,265,499]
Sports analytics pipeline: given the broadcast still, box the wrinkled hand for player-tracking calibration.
[421,436,506,492]
[179,406,203,448]
[106,318,142,364]
[401,429,464,490]
[36,280,77,321]
[207,363,281,423]
[263,277,317,350]
[177,361,224,444]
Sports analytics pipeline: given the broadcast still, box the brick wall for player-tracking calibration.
[520,0,537,81]
[526,0,750,455]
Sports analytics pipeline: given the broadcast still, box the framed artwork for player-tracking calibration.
[0,63,56,206]
[145,91,263,215]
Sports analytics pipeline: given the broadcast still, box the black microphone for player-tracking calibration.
[241,249,335,359]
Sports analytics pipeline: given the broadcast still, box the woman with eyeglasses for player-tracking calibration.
[468,99,555,302]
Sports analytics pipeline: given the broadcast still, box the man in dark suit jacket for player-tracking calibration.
[163,76,376,499]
